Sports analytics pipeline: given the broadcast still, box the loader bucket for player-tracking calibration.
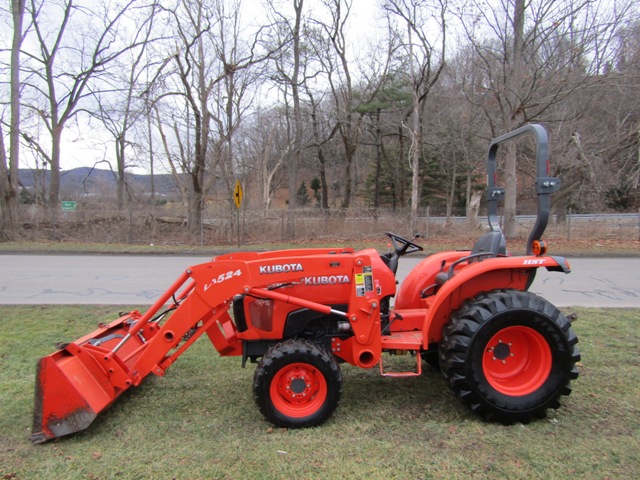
[31,270,209,443]
[31,312,147,444]
[32,352,102,443]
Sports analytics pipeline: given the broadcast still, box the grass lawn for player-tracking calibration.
[1,306,638,479]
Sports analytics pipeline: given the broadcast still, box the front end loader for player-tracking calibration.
[32,124,580,443]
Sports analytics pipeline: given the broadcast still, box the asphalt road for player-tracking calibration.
[0,254,639,308]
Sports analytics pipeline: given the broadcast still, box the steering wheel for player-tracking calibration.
[386,232,423,256]
[383,232,423,274]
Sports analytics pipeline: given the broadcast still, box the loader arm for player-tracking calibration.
[32,248,394,443]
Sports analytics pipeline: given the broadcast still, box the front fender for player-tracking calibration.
[395,251,470,309]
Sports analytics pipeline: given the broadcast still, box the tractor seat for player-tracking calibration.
[434,231,507,286]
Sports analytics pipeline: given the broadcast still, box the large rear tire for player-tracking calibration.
[439,289,580,423]
[253,340,342,428]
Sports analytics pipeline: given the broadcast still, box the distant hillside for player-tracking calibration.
[19,167,183,199]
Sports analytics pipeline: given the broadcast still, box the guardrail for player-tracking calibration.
[421,212,640,241]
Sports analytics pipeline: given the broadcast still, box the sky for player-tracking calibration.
[2,0,386,175]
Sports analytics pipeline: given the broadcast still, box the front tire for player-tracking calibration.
[440,289,580,423]
[253,340,342,428]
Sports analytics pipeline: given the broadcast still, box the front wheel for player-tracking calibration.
[253,340,342,428]
[440,289,580,423]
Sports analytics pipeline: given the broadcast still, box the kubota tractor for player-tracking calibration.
[32,124,580,443]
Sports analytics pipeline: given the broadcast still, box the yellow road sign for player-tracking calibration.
[233,180,243,209]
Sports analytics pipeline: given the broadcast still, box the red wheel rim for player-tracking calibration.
[270,363,328,418]
[482,326,552,396]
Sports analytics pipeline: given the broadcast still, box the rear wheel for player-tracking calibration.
[440,289,580,423]
[253,340,342,428]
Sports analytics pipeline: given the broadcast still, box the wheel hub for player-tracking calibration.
[269,361,330,418]
[281,369,314,401]
[290,378,308,394]
[491,341,511,361]
[482,326,552,396]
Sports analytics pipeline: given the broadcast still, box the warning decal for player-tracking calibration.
[355,273,365,297]
[355,268,374,297]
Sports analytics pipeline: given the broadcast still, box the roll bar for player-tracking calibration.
[485,124,561,255]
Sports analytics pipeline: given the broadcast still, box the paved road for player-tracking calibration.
[1,254,639,307]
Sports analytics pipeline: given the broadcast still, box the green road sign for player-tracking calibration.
[61,201,78,211]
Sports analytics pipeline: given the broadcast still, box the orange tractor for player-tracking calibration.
[32,124,580,443]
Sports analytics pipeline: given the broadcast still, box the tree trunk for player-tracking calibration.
[373,109,382,210]
[3,0,25,239]
[188,137,205,233]
[446,156,457,226]
[116,135,126,210]
[504,140,517,236]
[187,192,203,232]
[410,92,421,233]
[147,105,155,200]
[0,127,13,239]
[398,125,405,209]
[48,125,63,237]
[503,0,525,237]
[340,138,355,210]
[185,27,209,235]
[307,92,330,212]
[261,130,274,211]
[286,0,304,240]
[319,159,329,211]
[466,171,482,228]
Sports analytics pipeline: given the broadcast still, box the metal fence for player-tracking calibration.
[16,201,640,246]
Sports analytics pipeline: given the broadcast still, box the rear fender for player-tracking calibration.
[547,255,571,273]
[423,255,569,345]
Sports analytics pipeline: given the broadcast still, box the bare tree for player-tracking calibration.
[236,108,290,211]
[304,87,335,211]
[0,124,11,239]
[10,0,26,218]
[91,5,159,210]
[550,19,640,214]
[153,103,189,203]
[458,0,633,235]
[316,0,360,210]
[384,0,447,232]
[155,0,272,234]
[21,0,154,234]
[0,0,25,239]
[158,0,216,233]
[267,0,307,239]
[209,0,268,213]
[301,0,393,212]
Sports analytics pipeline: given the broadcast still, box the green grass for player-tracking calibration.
[1,306,639,479]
